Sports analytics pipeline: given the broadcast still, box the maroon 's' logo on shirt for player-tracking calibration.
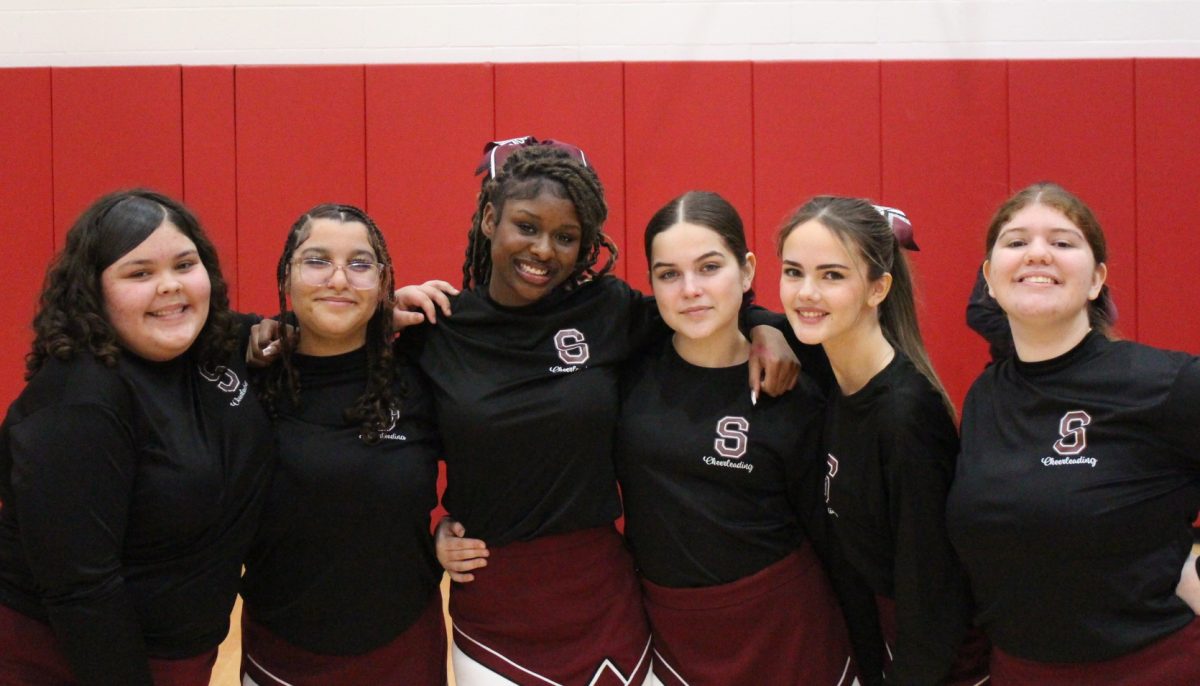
[713,416,749,459]
[1052,410,1092,456]
[553,328,590,365]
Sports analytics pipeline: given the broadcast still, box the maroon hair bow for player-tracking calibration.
[474,136,589,179]
[873,204,919,251]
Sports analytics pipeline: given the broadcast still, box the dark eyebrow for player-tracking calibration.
[297,247,376,259]
[510,208,581,231]
[782,258,848,270]
[999,226,1082,238]
[120,249,198,267]
[651,250,727,270]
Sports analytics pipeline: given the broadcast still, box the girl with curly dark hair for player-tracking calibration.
[0,189,274,685]
[238,204,445,685]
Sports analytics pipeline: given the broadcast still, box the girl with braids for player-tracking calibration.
[946,183,1200,685]
[0,189,274,685]
[239,204,445,685]
[403,137,798,686]
[614,191,855,685]
[777,197,988,686]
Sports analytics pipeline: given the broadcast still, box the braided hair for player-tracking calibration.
[257,203,401,444]
[462,143,617,292]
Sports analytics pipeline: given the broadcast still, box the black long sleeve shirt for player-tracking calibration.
[0,331,274,685]
[948,331,1200,663]
[823,351,971,685]
[615,339,827,587]
[241,347,442,655]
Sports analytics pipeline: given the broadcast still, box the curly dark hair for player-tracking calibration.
[255,203,400,444]
[26,188,239,377]
[462,142,617,292]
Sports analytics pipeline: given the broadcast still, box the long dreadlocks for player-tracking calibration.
[462,142,618,292]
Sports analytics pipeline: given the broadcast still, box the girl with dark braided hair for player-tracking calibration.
[239,204,445,685]
[393,137,799,685]
[0,189,274,685]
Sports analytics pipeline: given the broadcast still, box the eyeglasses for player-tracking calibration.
[475,136,589,179]
[293,257,383,289]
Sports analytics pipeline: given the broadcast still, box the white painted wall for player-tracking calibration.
[2,1,1198,66]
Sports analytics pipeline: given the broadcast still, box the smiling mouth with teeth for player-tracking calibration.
[1020,276,1057,284]
[517,261,552,278]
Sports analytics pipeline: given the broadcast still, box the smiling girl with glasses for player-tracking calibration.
[239,204,446,685]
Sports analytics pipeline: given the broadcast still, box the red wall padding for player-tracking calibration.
[881,60,1010,407]
[753,61,883,312]
[0,68,53,412]
[3,59,1200,417]
[624,62,755,293]
[1008,60,1138,339]
[1135,59,1200,353]
[51,67,184,245]
[234,66,368,316]
[183,66,239,309]
[366,64,494,287]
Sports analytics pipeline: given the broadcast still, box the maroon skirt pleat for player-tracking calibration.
[449,526,652,686]
[240,590,446,686]
[0,602,216,686]
[641,545,855,686]
[989,617,1200,686]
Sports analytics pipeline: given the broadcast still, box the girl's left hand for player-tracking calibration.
[393,280,459,329]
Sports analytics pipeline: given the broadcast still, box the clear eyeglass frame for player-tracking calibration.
[293,257,383,290]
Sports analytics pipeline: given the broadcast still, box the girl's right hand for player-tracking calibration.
[435,516,488,583]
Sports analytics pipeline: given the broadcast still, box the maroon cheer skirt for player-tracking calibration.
[449,526,652,686]
[641,545,856,686]
[240,589,446,686]
[0,602,216,686]
[988,616,1200,686]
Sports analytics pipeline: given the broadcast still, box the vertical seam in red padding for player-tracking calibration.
[49,68,58,250]
[178,67,186,202]
[748,61,757,252]
[1129,59,1139,341]
[1003,60,1011,193]
[232,66,242,309]
[362,65,370,214]
[620,62,629,271]
[877,60,884,200]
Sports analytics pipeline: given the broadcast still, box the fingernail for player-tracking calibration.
[263,342,279,355]
[750,389,758,406]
